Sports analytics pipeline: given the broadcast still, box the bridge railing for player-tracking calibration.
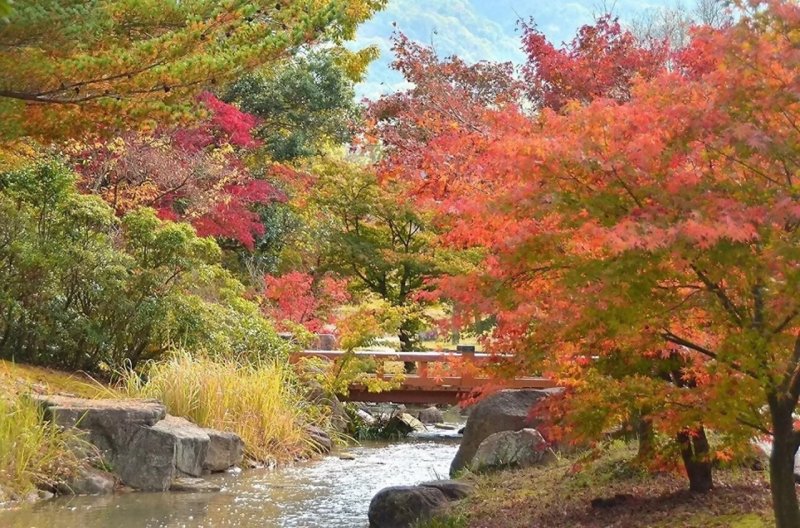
[293,349,551,390]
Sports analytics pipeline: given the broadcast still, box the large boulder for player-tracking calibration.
[203,429,244,472]
[368,485,450,528]
[149,415,209,477]
[35,395,242,491]
[113,422,181,491]
[450,388,560,476]
[34,394,166,456]
[417,406,444,424]
[418,479,474,500]
[470,428,557,473]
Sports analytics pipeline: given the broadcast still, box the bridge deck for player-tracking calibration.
[294,349,554,404]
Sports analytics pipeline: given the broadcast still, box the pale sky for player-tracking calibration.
[352,0,681,100]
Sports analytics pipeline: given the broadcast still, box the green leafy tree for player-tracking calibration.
[302,157,453,351]
[0,1,11,18]
[0,160,285,371]
[225,48,369,162]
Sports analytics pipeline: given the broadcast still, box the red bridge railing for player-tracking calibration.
[292,349,555,404]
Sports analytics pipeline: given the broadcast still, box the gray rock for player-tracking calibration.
[37,489,55,501]
[34,395,242,493]
[434,423,457,431]
[150,415,209,477]
[33,394,166,457]
[307,384,349,434]
[356,408,377,425]
[470,428,557,473]
[113,423,179,491]
[450,388,560,476]
[368,485,450,528]
[397,413,425,431]
[306,425,332,454]
[203,429,244,472]
[170,477,221,493]
[34,395,176,491]
[419,479,474,500]
[417,406,444,424]
[57,467,115,495]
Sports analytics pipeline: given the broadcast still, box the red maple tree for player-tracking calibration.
[74,92,283,250]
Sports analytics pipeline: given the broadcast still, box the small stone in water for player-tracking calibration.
[338,452,356,460]
[170,478,221,493]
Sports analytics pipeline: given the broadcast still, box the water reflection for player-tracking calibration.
[0,436,459,528]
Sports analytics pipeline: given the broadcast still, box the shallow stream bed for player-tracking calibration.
[0,430,460,528]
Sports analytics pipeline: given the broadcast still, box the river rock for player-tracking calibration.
[34,395,246,492]
[307,384,349,434]
[419,479,474,500]
[35,395,176,491]
[356,408,377,426]
[203,429,244,472]
[34,394,166,456]
[397,413,425,431]
[306,425,333,453]
[57,467,116,495]
[113,422,181,491]
[170,477,221,493]
[417,406,444,424]
[151,415,209,477]
[434,423,457,431]
[368,485,450,528]
[449,388,561,476]
[470,428,557,473]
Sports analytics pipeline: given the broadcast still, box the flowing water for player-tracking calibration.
[0,429,460,528]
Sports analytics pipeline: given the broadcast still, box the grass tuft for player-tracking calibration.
[118,351,317,464]
[0,395,82,501]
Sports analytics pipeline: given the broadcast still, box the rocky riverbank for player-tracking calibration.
[422,442,774,528]
[33,395,245,493]
[368,389,561,528]
[363,388,775,528]
[1,388,457,509]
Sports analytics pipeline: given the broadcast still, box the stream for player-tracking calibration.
[0,428,460,528]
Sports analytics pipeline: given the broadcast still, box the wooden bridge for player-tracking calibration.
[293,349,555,404]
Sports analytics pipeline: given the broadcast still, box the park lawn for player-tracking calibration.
[430,442,774,528]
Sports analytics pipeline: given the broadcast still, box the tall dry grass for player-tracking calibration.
[0,395,82,500]
[119,352,315,463]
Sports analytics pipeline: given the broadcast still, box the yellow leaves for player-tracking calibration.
[0,140,38,170]
[335,45,380,83]
[336,297,403,351]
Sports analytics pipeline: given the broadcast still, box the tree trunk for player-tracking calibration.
[676,426,713,493]
[636,416,655,461]
[399,320,416,373]
[769,396,800,528]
